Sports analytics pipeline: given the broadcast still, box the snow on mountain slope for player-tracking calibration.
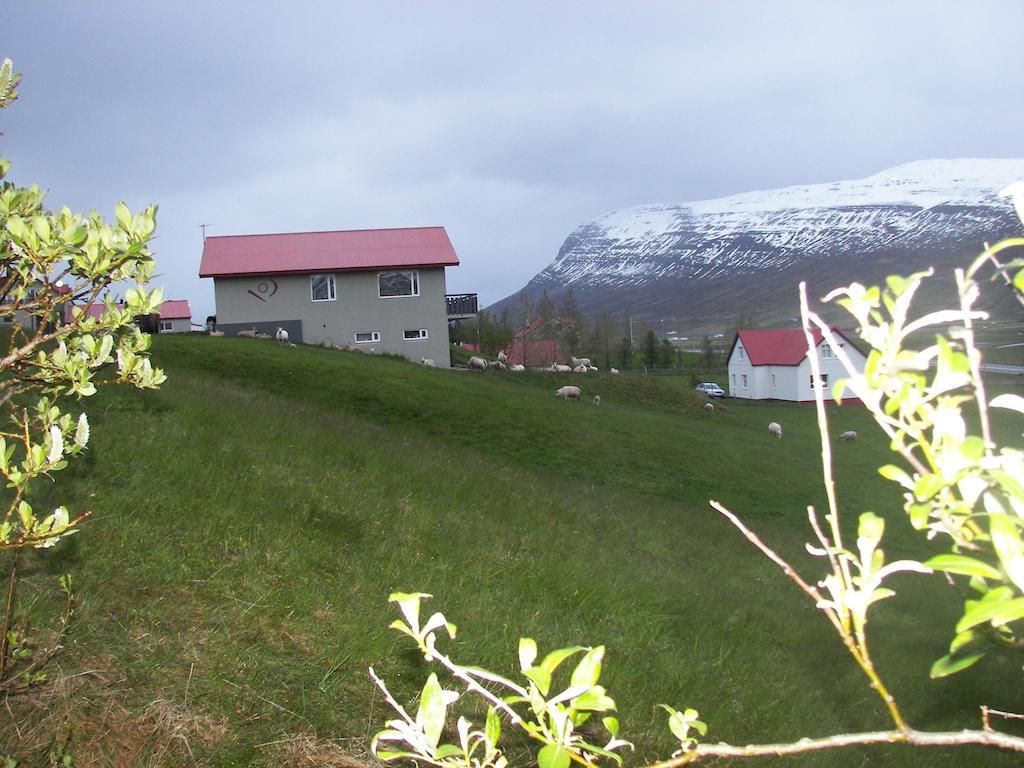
[505,160,1024,325]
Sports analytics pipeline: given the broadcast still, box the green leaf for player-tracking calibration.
[924,554,1003,581]
[434,744,463,759]
[991,514,1024,594]
[485,706,501,745]
[956,595,1024,633]
[539,646,586,676]
[569,646,604,689]
[523,666,552,696]
[519,637,538,671]
[115,201,132,231]
[878,464,914,490]
[417,673,447,750]
[857,512,885,544]
[930,650,985,678]
[537,744,571,768]
[602,716,620,737]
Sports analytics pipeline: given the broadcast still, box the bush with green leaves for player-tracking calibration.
[371,199,1024,764]
[0,58,165,693]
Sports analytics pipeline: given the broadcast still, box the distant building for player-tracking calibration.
[157,300,192,333]
[503,315,570,367]
[726,328,866,402]
[199,227,476,368]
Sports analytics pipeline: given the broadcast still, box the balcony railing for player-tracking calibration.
[446,293,478,319]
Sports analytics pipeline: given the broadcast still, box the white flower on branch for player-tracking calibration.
[47,425,63,464]
[75,413,89,448]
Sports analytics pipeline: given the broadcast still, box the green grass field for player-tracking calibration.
[2,335,1022,766]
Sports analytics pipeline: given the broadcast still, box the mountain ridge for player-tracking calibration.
[491,159,1024,333]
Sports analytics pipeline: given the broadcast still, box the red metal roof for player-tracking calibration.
[198,226,460,278]
[159,299,192,320]
[503,339,562,367]
[732,328,835,366]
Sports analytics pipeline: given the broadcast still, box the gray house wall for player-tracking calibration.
[159,317,192,334]
[213,267,452,367]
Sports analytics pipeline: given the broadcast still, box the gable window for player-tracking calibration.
[403,329,428,341]
[738,347,745,360]
[810,373,829,389]
[311,274,336,302]
[378,270,419,298]
[354,331,380,344]
[820,343,833,359]
[159,320,173,332]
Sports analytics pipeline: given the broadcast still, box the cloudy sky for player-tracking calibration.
[2,2,1021,322]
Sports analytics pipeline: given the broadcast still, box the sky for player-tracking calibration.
[2,2,1022,323]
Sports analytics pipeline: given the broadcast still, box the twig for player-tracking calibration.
[648,727,1024,765]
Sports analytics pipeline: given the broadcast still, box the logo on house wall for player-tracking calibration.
[247,279,278,302]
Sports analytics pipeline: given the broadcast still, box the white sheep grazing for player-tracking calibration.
[592,394,601,406]
[768,422,783,439]
[497,350,507,364]
[588,365,599,371]
[610,367,620,375]
[208,330,225,337]
[490,360,507,370]
[421,357,436,367]
[467,356,488,371]
[555,385,582,401]
[570,356,592,367]
[572,364,589,374]
[275,327,289,344]
[236,327,257,338]
[255,332,273,340]
[839,430,857,443]
[553,364,572,373]
[509,364,525,372]
[704,402,714,412]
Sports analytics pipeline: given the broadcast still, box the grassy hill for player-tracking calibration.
[3,336,1021,767]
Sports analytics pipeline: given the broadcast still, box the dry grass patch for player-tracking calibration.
[254,732,375,768]
[1,656,229,766]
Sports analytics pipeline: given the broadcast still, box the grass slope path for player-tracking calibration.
[0,336,1018,766]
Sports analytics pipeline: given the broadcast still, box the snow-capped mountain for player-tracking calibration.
[494,160,1024,331]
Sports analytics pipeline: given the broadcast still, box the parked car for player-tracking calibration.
[695,382,725,397]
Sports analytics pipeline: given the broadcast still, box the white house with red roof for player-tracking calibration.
[726,328,866,402]
[198,226,467,367]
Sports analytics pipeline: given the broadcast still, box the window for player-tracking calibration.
[1,314,11,324]
[378,270,419,298]
[810,373,829,389]
[731,373,736,389]
[738,347,745,360]
[159,320,173,332]
[820,343,833,359]
[771,373,776,390]
[354,331,380,344]
[403,329,428,341]
[311,274,336,302]
[741,374,748,388]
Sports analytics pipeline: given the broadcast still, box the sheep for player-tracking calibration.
[555,385,582,401]
[287,342,297,348]
[497,350,508,364]
[552,364,572,373]
[592,395,601,406]
[572,364,589,374]
[255,332,273,340]
[467,356,488,371]
[236,327,257,338]
[489,360,507,370]
[570,356,592,367]
[610,368,620,375]
[839,430,857,443]
[342,344,359,352]
[420,357,436,367]
[704,402,714,412]
[509,364,525,372]
[588,365,599,372]
[768,422,783,439]
[208,330,225,337]
[275,327,289,344]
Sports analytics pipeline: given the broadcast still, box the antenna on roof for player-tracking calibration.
[199,223,212,242]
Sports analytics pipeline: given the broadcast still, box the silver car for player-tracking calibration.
[695,382,725,397]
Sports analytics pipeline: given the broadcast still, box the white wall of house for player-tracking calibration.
[158,317,191,334]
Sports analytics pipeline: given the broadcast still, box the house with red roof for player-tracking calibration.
[156,299,192,333]
[726,328,866,402]
[501,315,570,367]
[199,227,471,367]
